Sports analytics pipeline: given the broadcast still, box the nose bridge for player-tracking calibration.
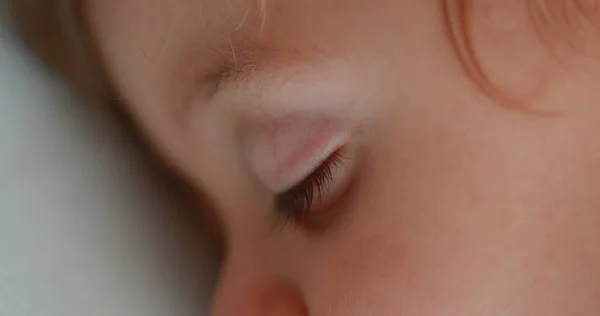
[211,249,308,316]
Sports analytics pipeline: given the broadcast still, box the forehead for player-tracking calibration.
[83,0,423,121]
[83,0,419,70]
[83,0,401,174]
[84,0,366,59]
[84,0,333,95]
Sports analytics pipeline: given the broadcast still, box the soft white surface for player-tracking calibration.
[0,13,216,316]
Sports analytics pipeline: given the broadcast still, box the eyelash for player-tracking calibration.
[275,151,347,227]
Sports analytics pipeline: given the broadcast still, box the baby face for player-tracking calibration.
[85,0,600,315]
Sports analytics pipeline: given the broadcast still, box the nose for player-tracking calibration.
[210,256,309,316]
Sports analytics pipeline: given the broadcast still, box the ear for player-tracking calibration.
[439,0,600,111]
[527,0,600,56]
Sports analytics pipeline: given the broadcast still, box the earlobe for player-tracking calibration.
[528,0,600,59]
[439,0,536,107]
[439,0,583,111]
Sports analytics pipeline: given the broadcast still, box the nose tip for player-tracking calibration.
[260,285,309,316]
[211,272,308,316]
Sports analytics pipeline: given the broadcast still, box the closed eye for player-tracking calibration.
[275,150,349,229]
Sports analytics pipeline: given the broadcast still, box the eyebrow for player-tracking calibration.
[203,35,309,94]
[202,38,271,91]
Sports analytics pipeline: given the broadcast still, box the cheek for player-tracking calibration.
[298,97,600,314]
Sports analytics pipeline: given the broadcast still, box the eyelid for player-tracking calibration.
[275,144,361,231]
[277,138,344,193]
[244,114,356,193]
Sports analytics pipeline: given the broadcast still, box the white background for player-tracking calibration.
[0,8,216,316]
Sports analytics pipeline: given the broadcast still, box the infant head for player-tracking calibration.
[15,0,600,314]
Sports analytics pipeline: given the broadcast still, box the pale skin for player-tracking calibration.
[85,0,600,315]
